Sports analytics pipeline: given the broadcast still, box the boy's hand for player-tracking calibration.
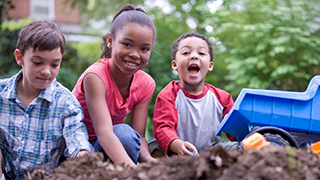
[76,150,90,157]
[178,141,199,156]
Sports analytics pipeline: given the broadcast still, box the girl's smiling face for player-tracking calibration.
[108,22,154,75]
[172,36,214,93]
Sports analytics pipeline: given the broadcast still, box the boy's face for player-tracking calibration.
[14,47,62,90]
[172,37,213,90]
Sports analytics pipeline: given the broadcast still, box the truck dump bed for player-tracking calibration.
[217,75,320,141]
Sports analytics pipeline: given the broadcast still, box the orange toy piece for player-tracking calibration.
[242,133,271,150]
[310,141,320,157]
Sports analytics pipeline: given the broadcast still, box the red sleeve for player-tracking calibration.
[217,88,234,118]
[153,82,180,154]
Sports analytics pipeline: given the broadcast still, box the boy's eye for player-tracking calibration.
[199,52,206,55]
[182,51,190,55]
[33,61,41,65]
[123,43,131,47]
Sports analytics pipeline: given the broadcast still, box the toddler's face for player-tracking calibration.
[172,37,213,89]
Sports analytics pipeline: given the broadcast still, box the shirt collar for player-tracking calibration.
[3,70,56,103]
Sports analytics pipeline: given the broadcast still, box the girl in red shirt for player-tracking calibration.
[73,4,157,168]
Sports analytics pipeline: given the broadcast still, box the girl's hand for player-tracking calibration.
[147,156,158,163]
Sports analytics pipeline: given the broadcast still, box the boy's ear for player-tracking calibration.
[14,49,23,66]
[171,60,178,71]
[106,33,113,49]
[208,62,214,71]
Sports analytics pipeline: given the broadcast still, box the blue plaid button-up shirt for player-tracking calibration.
[0,71,93,179]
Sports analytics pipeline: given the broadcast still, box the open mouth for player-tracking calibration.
[188,64,200,75]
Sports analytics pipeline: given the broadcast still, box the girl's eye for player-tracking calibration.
[142,47,150,52]
[51,64,59,68]
[199,52,206,55]
[182,52,190,55]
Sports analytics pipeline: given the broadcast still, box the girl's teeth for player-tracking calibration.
[125,61,137,67]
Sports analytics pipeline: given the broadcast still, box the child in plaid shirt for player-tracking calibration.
[0,20,93,180]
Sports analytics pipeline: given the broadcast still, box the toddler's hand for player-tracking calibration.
[178,141,199,156]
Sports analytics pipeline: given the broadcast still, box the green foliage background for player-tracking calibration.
[1,0,320,140]
[210,0,320,96]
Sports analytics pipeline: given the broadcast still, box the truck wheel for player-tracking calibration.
[262,133,290,146]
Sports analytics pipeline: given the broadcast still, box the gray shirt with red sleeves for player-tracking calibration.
[153,81,234,154]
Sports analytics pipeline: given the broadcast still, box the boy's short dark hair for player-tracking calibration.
[171,32,214,62]
[16,20,66,56]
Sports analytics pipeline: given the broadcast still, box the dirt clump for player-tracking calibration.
[26,144,320,180]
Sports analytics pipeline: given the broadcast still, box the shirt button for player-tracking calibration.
[116,110,119,113]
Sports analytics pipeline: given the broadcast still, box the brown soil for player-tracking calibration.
[27,144,320,180]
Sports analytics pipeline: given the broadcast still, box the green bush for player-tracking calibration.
[57,40,101,90]
[0,21,23,78]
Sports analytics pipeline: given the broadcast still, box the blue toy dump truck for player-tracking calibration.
[217,75,320,149]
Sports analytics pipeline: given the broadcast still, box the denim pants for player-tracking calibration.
[91,124,141,163]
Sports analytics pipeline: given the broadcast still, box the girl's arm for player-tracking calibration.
[130,95,156,163]
[83,73,136,168]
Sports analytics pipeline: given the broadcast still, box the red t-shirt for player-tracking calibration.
[72,58,155,141]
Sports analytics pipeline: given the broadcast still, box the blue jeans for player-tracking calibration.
[91,124,141,163]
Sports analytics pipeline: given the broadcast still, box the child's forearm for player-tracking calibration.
[64,109,94,157]
[99,133,136,168]
[139,137,156,163]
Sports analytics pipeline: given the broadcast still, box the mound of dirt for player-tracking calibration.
[27,144,320,180]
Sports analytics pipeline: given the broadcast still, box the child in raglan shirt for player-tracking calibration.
[150,32,239,157]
